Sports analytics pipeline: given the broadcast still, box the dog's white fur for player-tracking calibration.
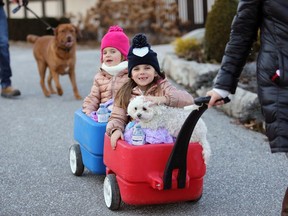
[127,96,211,164]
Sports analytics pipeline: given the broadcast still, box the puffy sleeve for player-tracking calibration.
[214,0,262,94]
[160,79,194,107]
[82,73,101,115]
[106,105,129,136]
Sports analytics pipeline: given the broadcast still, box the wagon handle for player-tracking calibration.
[163,96,230,190]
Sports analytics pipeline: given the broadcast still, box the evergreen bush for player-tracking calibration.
[204,0,238,63]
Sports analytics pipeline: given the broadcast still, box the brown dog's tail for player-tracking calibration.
[26,34,39,44]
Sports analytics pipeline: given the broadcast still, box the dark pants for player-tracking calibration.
[0,5,12,88]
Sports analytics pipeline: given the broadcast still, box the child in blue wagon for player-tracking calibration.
[106,33,194,149]
[82,25,130,119]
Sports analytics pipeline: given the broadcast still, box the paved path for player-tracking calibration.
[0,43,287,216]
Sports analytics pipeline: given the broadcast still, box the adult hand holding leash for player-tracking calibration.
[11,0,28,13]
[11,0,28,6]
[12,0,54,31]
[16,0,28,6]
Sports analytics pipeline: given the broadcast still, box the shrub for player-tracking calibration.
[204,0,238,63]
[173,37,204,62]
[68,0,190,44]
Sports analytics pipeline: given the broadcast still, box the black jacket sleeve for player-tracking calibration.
[214,0,262,94]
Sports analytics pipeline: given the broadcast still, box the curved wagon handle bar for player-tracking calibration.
[163,96,230,190]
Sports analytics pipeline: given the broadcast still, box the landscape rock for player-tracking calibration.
[162,53,219,92]
[162,53,263,124]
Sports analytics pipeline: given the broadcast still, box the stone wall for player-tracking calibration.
[162,53,263,124]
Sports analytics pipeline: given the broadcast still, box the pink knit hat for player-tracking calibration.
[100,25,130,62]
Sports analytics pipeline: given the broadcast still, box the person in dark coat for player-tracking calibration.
[206,0,288,215]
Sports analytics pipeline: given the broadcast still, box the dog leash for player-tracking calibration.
[163,96,230,190]
[13,4,55,31]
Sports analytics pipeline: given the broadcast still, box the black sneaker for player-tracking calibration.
[1,86,21,98]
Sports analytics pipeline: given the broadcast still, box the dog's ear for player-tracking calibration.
[127,101,136,117]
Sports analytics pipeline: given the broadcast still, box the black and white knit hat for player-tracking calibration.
[128,34,164,78]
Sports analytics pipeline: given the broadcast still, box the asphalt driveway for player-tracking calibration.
[0,43,287,216]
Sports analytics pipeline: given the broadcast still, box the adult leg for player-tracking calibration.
[0,6,21,98]
[0,5,12,88]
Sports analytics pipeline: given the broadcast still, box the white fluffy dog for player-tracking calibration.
[127,96,211,164]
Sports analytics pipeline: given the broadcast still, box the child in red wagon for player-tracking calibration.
[82,25,130,119]
[106,33,194,149]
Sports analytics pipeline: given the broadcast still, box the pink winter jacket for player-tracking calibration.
[106,78,194,136]
[82,68,129,115]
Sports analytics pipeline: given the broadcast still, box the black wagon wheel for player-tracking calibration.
[69,144,84,176]
[103,174,121,210]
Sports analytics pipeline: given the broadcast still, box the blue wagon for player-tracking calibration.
[69,109,106,176]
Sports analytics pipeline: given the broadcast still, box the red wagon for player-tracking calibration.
[103,135,205,209]
[103,96,228,210]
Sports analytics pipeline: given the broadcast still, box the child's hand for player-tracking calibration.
[144,96,167,105]
[110,130,123,150]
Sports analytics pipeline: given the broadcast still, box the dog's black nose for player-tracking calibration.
[137,113,142,118]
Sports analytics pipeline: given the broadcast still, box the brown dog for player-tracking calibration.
[27,23,82,99]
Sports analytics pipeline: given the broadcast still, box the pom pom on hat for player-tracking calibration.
[128,34,164,78]
[132,34,149,48]
[101,25,130,62]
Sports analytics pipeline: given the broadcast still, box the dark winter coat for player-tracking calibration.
[214,0,288,153]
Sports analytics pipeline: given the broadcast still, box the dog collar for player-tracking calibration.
[60,47,71,52]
